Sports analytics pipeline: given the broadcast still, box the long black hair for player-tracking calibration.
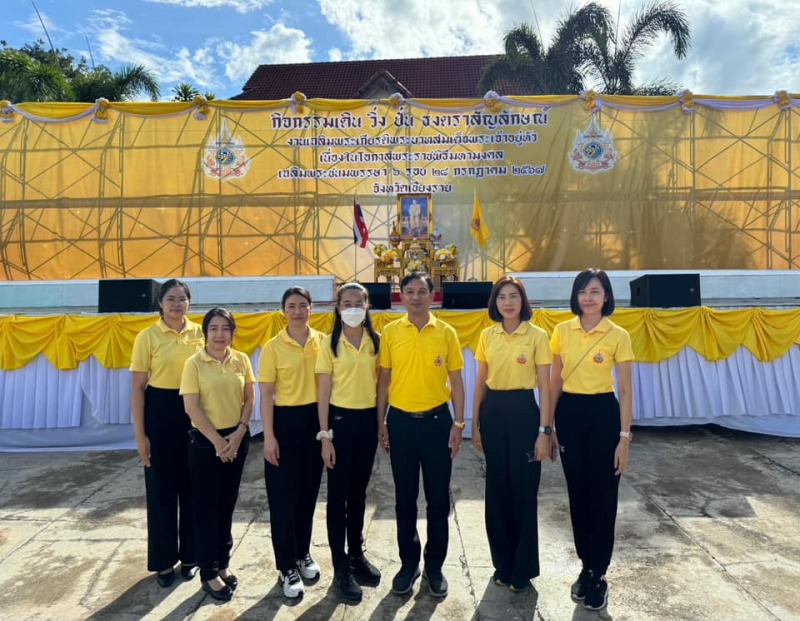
[331,282,380,358]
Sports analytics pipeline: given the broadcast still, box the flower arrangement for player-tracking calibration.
[434,248,453,263]
[446,243,459,257]
[373,243,387,257]
[381,249,399,264]
[406,259,424,272]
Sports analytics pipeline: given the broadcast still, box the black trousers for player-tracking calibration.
[143,386,195,572]
[387,404,452,569]
[555,392,621,576]
[326,404,378,570]
[264,403,323,572]
[188,426,249,582]
[480,388,542,583]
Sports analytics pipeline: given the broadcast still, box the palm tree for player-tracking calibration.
[478,3,613,95]
[71,64,160,102]
[479,1,690,96]
[585,1,690,95]
[0,48,71,101]
[171,82,200,101]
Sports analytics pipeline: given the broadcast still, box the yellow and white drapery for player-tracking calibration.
[2,92,799,282]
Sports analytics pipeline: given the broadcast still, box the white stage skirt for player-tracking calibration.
[2,344,800,451]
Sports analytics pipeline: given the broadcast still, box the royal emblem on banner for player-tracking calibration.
[569,115,618,173]
[202,120,250,180]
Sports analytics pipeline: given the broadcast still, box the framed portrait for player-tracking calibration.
[397,193,433,240]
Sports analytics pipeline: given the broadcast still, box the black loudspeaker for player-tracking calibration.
[99,279,161,313]
[362,282,392,310]
[629,274,701,308]
[441,281,492,309]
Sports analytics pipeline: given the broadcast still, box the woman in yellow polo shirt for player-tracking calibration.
[130,278,203,587]
[472,276,551,594]
[316,282,382,604]
[549,268,634,612]
[180,307,255,602]
[259,286,326,599]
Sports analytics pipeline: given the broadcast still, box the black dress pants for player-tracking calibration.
[143,386,195,572]
[387,404,452,569]
[264,403,323,572]
[480,388,542,583]
[326,404,378,570]
[555,392,621,576]
[188,426,249,582]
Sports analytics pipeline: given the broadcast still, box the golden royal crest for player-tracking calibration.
[516,353,527,365]
[569,114,618,174]
[593,352,604,364]
[434,354,443,367]
[202,120,251,181]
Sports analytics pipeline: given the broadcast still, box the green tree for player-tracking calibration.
[479,1,690,96]
[171,82,200,101]
[584,1,690,95]
[71,64,161,102]
[479,3,613,95]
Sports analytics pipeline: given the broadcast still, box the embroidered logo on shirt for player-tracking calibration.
[593,352,604,364]
[517,353,527,364]
[434,355,443,367]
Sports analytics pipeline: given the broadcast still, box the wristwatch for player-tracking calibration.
[619,430,633,441]
[538,425,552,436]
[316,429,334,441]
[453,420,466,430]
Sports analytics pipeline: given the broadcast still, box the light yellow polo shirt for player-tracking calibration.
[130,318,204,389]
[550,317,634,394]
[258,327,325,406]
[475,322,552,390]
[379,315,463,411]
[315,332,379,409]
[180,348,255,429]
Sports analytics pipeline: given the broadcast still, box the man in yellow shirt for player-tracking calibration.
[377,271,465,598]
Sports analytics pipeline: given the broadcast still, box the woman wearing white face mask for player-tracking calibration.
[315,282,382,604]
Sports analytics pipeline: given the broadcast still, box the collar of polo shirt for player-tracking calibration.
[571,316,612,333]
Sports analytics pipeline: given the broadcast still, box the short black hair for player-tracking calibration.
[281,286,312,308]
[157,278,191,316]
[400,271,433,292]
[569,268,615,316]
[487,276,533,322]
[201,307,236,339]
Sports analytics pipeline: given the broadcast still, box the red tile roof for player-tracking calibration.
[232,55,504,100]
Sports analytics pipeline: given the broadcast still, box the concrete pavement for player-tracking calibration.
[1,426,799,620]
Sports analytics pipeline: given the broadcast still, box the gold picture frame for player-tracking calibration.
[397,193,433,240]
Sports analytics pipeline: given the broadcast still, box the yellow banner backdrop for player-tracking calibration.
[0,93,799,281]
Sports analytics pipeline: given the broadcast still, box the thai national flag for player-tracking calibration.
[353,196,369,248]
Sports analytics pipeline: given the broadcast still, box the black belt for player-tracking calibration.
[393,403,448,418]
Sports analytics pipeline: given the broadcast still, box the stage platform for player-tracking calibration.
[1,271,799,451]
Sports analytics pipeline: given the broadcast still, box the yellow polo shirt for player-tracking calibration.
[315,332,379,409]
[550,317,634,394]
[130,318,204,389]
[379,315,463,411]
[179,348,255,429]
[475,322,552,390]
[258,328,325,406]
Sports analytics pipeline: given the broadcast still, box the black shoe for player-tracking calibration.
[391,563,420,595]
[570,567,592,602]
[180,564,199,580]
[423,567,448,598]
[509,579,531,593]
[492,569,510,587]
[202,579,233,602]
[334,568,363,603]
[584,575,608,611]
[350,554,381,587]
[156,569,176,588]
[221,573,238,591]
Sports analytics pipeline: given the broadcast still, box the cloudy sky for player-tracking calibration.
[4,0,799,100]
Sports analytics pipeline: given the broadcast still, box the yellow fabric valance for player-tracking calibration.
[1,307,799,371]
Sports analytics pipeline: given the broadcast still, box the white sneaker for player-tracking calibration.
[279,568,305,598]
[297,554,320,580]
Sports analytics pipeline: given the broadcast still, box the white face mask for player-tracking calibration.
[340,307,366,328]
